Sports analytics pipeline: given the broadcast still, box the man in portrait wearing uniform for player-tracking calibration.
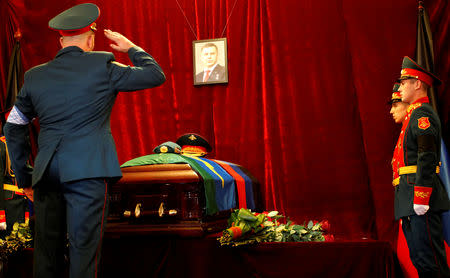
[4,3,165,278]
[394,56,450,278]
[195,43,227,83]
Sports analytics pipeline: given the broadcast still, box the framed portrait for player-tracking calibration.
[193,38,228,85]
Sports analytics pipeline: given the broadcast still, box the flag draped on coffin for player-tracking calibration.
[185,157,236,213]
[213,159,256,210]
[120,153,260,215]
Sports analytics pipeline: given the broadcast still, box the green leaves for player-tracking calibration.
[237,209,257,221]
[0,220,33,262]
[218,209,330,247]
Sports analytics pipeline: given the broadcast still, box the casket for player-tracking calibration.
[106,164,235,237]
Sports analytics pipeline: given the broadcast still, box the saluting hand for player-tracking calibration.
[104,29,136,53]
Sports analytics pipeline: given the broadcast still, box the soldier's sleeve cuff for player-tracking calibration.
[127,46,144,58]
[414,186,433,205]
[0,210,6,230]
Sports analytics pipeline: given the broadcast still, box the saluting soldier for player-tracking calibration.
[394,56,450,278]
[4,3,165,278]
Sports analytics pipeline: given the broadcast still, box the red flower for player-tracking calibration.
[228,226,243,239]
[324,234,334,242]
[319,220,330,233]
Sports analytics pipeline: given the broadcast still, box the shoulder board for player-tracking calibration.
[0,136,5,143]
[407,103,422,114]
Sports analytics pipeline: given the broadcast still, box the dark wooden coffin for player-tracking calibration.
[106,164,230,237]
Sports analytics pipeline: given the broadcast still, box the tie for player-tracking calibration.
[203,70,211,82]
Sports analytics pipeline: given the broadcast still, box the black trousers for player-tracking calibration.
[33,155,109,278]
[402,213,450,278]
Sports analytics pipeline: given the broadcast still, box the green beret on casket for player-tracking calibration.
[153,141,181,154]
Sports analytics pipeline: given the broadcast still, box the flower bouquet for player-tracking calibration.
[0,220,33,262]
[218,209,333,247]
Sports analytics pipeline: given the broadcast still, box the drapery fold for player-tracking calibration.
[0,0,449,243]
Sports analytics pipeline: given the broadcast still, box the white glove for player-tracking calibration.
[414,204,429,215]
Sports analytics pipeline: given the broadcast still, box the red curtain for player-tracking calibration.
[1,0,449,243]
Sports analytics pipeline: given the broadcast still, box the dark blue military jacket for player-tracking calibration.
[394,99,450,219]
[4,46,165,188]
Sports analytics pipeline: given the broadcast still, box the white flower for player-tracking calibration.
[268,211,279,217]
[263,221,274,227]
[275,234,283,241]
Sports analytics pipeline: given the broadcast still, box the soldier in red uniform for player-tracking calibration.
[394,56,450,278]
[390,83,419,278]
[0,135,29,237]
[391,83,410,187]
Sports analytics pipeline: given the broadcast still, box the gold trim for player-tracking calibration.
[3,141,15,178]
[398,165,440,175]
[3,183,23,193]
[392,177,400,187]
[407,103,422,113]
[415,191,431,199]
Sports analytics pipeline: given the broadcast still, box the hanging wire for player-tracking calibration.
[174,0,198,40]
[174,0,239,40]
[220,0,239,37]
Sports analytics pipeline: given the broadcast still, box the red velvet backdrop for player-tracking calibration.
[1,0,449,243]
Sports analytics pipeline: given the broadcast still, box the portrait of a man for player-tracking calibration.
[193,38,228,85]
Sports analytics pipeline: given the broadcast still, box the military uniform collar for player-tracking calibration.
[407,96,429,114]
[411,96,429,105]
[55,46,84,58]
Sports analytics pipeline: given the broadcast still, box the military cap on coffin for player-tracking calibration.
[176,133,212,157]
[153,141,181,154]
[388,83,402,105]
[397,56,441,87]
[48,3,100,36]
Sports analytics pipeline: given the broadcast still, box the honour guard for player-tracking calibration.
[0,135,29,237]
[394,56,450,278]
